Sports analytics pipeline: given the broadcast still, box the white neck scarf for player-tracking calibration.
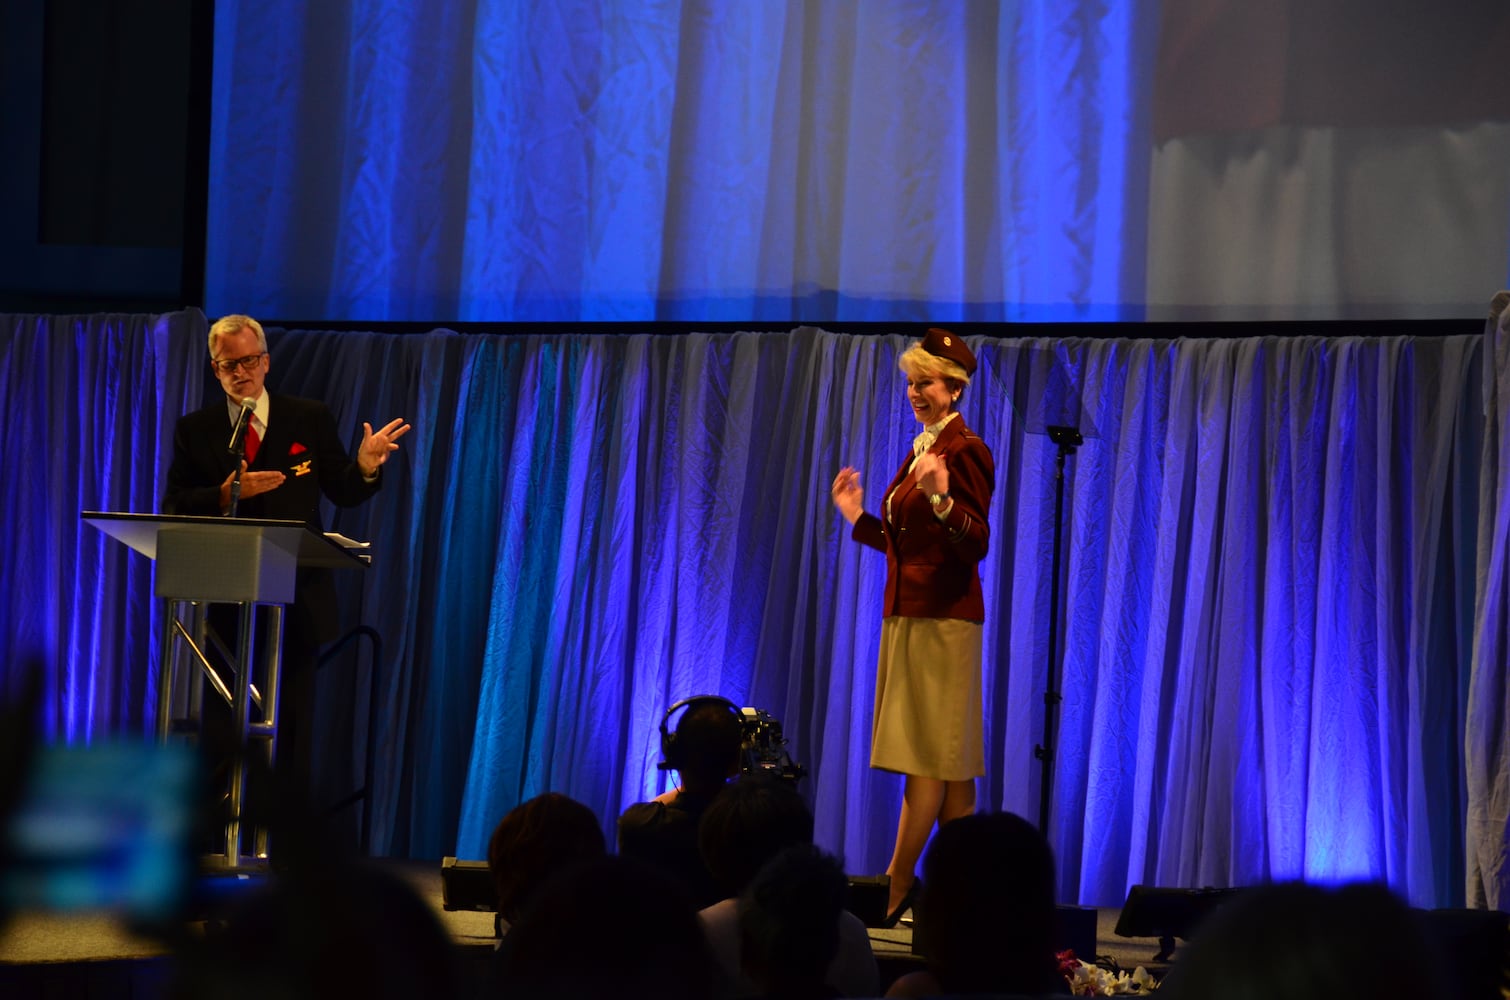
[911,411,958,460]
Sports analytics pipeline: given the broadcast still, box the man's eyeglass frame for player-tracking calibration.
[210,353,266,375]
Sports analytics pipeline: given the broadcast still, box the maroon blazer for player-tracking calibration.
[851,416,994,621]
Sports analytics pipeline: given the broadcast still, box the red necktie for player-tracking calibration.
[246,422,261,464]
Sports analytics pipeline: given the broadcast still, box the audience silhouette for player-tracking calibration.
[14,658,1491,1000]
[697,774,878,998]
[738,843,852,1000]
[697,773,814,898]
[1158,880,1455,1000]
[168,858,462,1000]
[486,791,606,929]
[488,852,719,1000]
[887,810,1066,997]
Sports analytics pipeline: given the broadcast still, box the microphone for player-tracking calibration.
[227,397,257,456]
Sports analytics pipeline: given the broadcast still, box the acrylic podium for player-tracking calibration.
[82,511,370,868]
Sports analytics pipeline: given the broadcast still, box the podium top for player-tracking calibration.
[81,511,370,571]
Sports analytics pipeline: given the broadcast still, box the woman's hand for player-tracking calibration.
[831,466,865,525]
[913,452,950,497]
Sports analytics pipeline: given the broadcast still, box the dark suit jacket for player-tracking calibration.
[850,416,994,621]
[163,392,381,642]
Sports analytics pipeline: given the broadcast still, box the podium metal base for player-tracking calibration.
[159,598,285,869]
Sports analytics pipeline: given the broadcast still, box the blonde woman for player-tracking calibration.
[831,327,995,926]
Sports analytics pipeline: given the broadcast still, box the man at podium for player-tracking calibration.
[164,314,408,630]
[163,313,409,830]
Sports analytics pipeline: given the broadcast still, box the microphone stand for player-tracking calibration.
[227,402,254,518]
[1035,424,1081,835]
[228,439,246,518]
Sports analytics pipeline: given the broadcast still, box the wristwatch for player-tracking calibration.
[928,492,949,507]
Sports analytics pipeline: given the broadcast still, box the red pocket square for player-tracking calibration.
[289,441,307,455]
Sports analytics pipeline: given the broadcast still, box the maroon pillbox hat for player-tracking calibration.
[922,327,976,376]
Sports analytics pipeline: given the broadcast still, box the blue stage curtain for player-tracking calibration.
[204,0,1153,322]
[5,311,1500,908]
[0,310,205,735]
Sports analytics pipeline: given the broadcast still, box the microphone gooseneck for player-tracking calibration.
[226,397,256,517]
[228,396,257,455]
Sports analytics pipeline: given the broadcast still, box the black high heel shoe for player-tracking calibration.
[878,877,921,929]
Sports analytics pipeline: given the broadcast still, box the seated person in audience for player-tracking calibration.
[169,858,461,1000]
[738,843,852,1000]
[698,775,878,998]
[618,696,744,908]
[887,810,1065,997]
[1158,880,1454,1000]
[487,791,606,933]
[489,852,720,1000]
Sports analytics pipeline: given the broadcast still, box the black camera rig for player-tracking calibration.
[738,707,806,783]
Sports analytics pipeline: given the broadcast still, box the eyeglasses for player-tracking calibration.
[210,353,266,375]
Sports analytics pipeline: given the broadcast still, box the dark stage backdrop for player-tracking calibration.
[5,308,1508,911]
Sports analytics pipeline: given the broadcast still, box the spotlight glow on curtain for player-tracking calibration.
[0,311,204,735]
[205,0,1510,323]
[205,0,1150,322]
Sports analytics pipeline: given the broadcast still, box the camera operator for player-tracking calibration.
[617,696,745,909]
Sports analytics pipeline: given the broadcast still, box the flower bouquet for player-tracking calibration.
[1057,949,1159,995]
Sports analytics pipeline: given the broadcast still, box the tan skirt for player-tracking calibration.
[870,616,985,780]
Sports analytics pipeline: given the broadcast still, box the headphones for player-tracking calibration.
[658,694,743,772]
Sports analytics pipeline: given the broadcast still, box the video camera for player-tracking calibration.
[738,707,806,784]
